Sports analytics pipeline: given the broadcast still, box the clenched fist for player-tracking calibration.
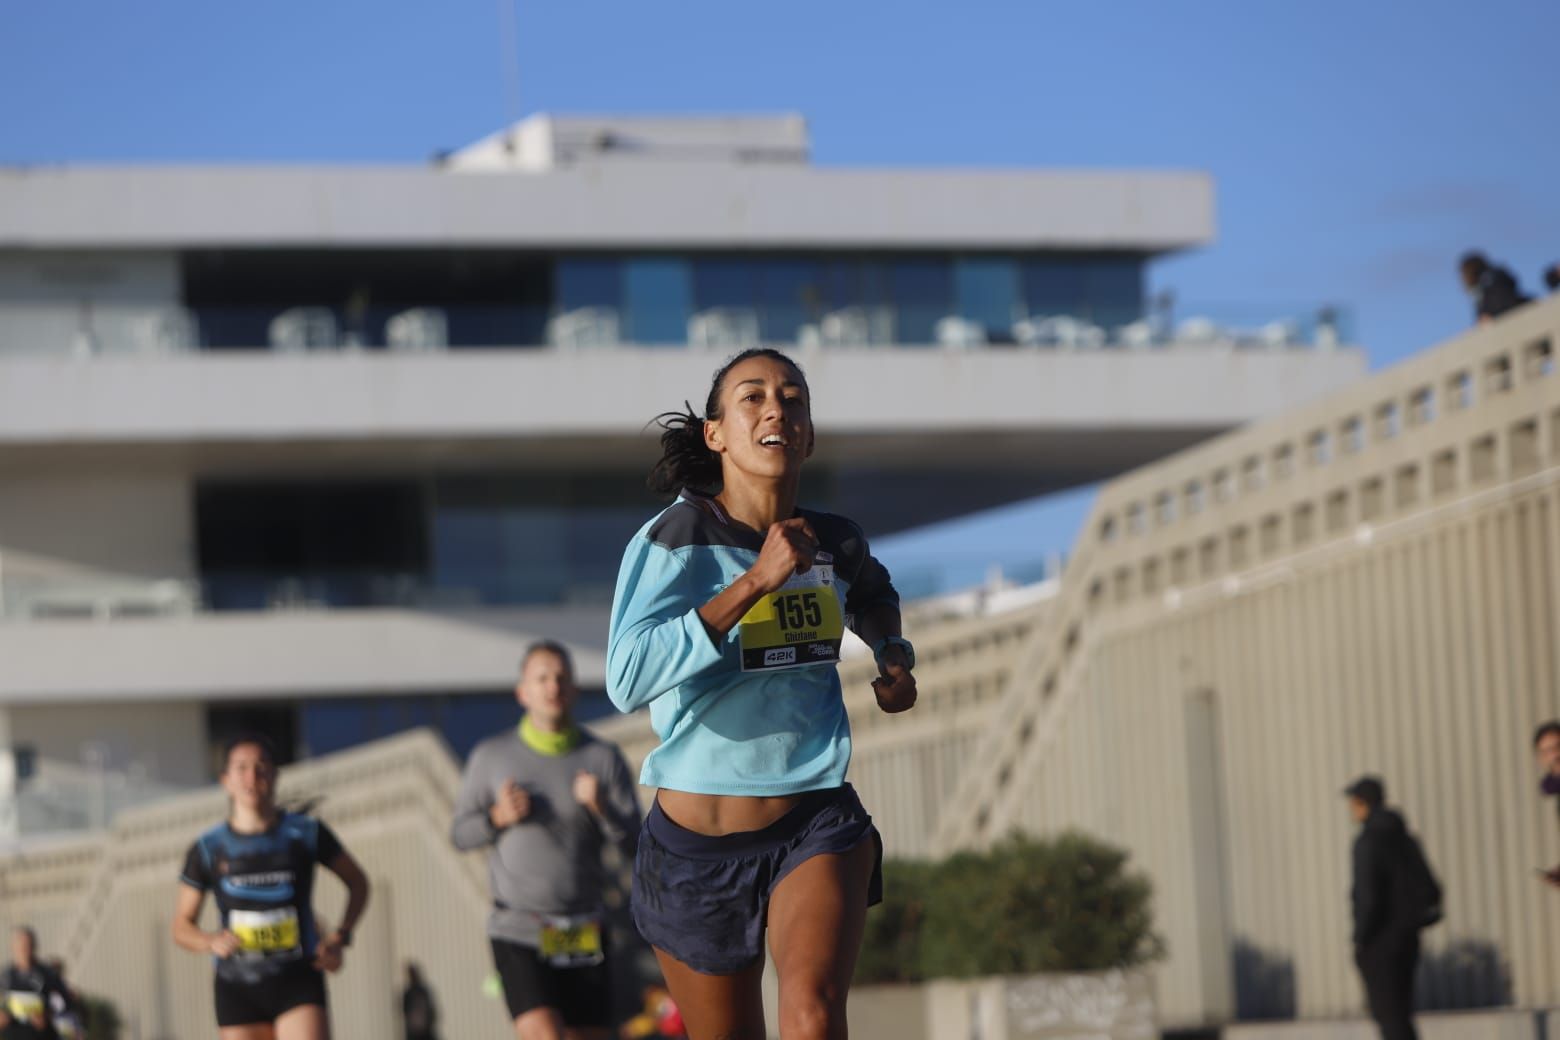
[490,780,532,829]
[573,771,602,815]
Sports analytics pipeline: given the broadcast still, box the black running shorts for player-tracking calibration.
[213,962,327,1027]
[490,937,612,1027]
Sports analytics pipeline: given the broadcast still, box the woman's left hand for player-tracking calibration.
[313,934,346,973]
[871,653,916,713]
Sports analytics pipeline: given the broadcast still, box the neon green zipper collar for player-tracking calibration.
[520,715,580,756]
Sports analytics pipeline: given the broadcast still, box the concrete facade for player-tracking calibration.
[0,165,1213,251]
[935,296,1560,1025]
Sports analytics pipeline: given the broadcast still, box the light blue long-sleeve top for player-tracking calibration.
[607,490,899,796]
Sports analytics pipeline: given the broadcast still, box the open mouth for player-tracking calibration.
[759,434,788,449]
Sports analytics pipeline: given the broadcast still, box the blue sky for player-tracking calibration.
[4,0,1557,589]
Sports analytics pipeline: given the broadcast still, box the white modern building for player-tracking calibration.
[0,114,1365,838]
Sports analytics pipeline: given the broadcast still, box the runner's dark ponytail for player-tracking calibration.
[646,348,807,496]
[647,404,721,494]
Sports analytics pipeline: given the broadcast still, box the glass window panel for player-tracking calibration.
[818,259,882,309]
[624,257,691,344]
[692,257,759,309]
[441,695,526,759]
[955,257,1019,337]
[1020,254,1145,331]
[431,475,651,606]
[1020,258,1089,319]
[1082,255,1144,330]
[758,259,825,344]
[432,507,570,604]
[300,700,371,758]
[566,507,654,603]
[555,258,621,311]
[889,258,953,344]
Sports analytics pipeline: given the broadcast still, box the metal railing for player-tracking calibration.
[0,298,1355,357]
[0,558,625,621]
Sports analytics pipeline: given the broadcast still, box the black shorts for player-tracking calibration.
[490,937,612,1027]
[213,962,327,1027]
[632,783,883,975]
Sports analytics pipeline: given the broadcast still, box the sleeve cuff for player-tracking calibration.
[682,606,728,662]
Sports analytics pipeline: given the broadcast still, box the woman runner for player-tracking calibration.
[607,348,916,1039]
[172,735,370,1040]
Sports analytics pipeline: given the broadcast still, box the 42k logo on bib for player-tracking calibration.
[738,562,845,672]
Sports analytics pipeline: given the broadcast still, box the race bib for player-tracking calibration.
[229,907,302,955]
[738,562,845,672]
[6,990,44,1020]
[538,914,604,968]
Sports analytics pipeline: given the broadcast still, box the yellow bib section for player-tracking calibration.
[229,907,302,954]
[6,991,44,1020]
[738,563,845,672]
[539,915,605,967]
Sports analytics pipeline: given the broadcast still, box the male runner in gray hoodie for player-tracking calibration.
[453,641,641,1040]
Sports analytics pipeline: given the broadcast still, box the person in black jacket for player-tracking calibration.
[400,962,438,1040]
[1459,252,1530,323]
[1534,721,1560,886]
[0,927,71,1040]
[1346,776,1429,1040]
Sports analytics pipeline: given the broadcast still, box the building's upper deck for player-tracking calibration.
[0,164,1213,251]
[0,113,1212,252]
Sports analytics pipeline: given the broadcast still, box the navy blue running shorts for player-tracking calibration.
[632,783,883,975]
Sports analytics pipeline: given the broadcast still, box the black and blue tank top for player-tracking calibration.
[179,813,343,982]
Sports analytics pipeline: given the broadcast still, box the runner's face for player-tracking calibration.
[518,650,577,728]
[1539,732,1560,774]
[10,930,32,969]
[705,356,813,485]
[222,743,276,813]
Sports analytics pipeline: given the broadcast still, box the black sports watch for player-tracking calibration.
[870,635,915,671]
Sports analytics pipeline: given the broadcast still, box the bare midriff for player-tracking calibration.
[656,790,802,836]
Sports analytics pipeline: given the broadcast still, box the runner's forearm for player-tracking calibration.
[696,572,767,639]
[172,916,219,954]
[853,602,903,649]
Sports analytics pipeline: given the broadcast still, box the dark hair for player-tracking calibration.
[646,349,808,496]
[1534,721,1560,748]
[222,732,278,772]
[1344,776,1385,808]
[520,639,574,679]
[1545,264,1560,292]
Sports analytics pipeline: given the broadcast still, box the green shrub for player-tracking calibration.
[856,858,935,984]
[81,993,121,1040]
[857,830,1163,984]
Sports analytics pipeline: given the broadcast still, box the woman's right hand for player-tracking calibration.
[748,518,818,594]
[208,930,242,958]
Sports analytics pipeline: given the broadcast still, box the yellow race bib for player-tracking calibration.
[538,914,604,967]
[229,908,302,954]
[6,990,44,1020]
[738,562,845,672]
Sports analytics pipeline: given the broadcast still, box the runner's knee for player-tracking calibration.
[515,1007,565,1040]
[779,980,847,1040]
